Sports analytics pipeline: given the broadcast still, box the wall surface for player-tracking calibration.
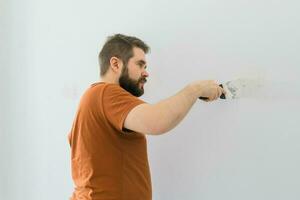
[1,0,300,199]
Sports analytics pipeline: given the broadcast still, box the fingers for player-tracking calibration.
[218,86,225,97]
[198,80,225,102]
[210,84,224,101]
[220,86,226,95]
[207,90,219,101]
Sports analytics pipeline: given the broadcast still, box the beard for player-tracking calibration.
[119,66,147,97]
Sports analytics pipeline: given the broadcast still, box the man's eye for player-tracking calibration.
[137,63,147,69]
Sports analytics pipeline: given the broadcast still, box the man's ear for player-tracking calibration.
[110,56,123,74]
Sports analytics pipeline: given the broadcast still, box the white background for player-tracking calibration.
[1,0,300,199]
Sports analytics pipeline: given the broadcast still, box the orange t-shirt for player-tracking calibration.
[68,82,152,200]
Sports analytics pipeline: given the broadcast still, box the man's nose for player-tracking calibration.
[142,70,149,78]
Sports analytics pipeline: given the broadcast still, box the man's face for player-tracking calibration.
[119,47,149,97]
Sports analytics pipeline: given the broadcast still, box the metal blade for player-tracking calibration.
[223,78,265,99]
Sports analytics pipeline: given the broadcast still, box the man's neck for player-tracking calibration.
[100,75,119,84]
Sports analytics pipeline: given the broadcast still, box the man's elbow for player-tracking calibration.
[145,126,168,136]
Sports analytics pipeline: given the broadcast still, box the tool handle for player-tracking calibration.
[198,84,226,100]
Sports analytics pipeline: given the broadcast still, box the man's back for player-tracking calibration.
[68,82,152,200]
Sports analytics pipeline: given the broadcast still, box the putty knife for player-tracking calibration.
[199,78,264,100]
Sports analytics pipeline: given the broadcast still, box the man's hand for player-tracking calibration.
[191,80,226,102]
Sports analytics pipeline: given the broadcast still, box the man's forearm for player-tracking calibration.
[148,84,200,134]
[124,80,221,135]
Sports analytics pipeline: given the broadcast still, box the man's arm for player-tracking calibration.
[124,80,224,135]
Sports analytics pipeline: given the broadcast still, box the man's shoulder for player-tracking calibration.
[89,82,122,91]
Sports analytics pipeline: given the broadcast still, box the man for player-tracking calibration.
[68,34,225,200]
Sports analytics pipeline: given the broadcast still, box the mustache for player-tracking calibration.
[139,77,147,83]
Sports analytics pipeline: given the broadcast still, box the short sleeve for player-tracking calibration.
[102,84,146,132]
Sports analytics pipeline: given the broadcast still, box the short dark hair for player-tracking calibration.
[98,34,150,76]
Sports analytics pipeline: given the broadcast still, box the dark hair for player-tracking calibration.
[98,34,150,76]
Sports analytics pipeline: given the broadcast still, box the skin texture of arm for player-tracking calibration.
[124,80,224,135]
